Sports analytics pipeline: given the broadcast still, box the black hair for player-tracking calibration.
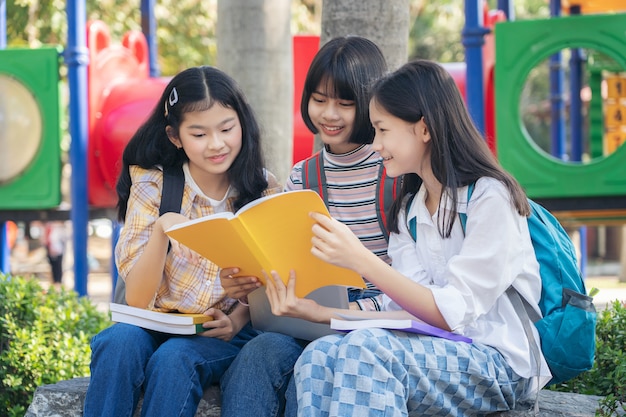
[116,66,268,221]
[301,36,387,145]
[371,59,530,237]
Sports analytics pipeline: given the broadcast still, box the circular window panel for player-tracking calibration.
[0,74,43,184]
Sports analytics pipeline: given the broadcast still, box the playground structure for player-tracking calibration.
[1,0,626,296]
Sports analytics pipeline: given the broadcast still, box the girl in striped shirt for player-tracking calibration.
[220,35,393,417]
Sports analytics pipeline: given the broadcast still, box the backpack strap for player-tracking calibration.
[375,163,401,241]
[507,287,541,415]
[458,182,476,235]
[160,165,185,216]
[303,151,328,205]
[161,165,185,254]
[113,165,185,305]
[304,152,399,240]
[408,182,475,241]
[406,193,418,241]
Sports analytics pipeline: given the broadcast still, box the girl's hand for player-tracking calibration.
[157,212,200,263]
[309,212,371,272]
[198,308,237,341]
[220,267,261,300]
[264,270,320,322]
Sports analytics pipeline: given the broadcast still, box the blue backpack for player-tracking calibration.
[408,183,597,385]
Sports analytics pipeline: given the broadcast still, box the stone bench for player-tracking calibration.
[26,377,622,417]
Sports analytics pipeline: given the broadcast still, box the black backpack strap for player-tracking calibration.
[113,165,185,305]
[375,163,400,241]
[303,151,328,205]
[160,165,185,216]
[160,165,185,253]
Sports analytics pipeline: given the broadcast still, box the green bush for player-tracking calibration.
[0,274,110,417]
[550,300,626,416]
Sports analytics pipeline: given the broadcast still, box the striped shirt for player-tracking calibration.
[116,165,281,314]
[286,144,391,310]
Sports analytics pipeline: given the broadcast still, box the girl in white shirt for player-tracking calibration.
[263,59,551,416]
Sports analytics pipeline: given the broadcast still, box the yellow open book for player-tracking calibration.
[165,189,365,298]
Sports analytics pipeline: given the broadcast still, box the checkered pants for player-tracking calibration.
[294,328,528,417]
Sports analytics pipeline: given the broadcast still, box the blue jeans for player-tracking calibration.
[220,331,306,417]
[83,322,258,417]
[220,289,381,417]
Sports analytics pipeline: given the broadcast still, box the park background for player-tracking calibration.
[3,0,625,306]
[2,1,626,415]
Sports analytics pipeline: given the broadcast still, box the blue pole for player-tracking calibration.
[0,0,8,275]
[66,0,90,296]
[0,0,6,48]
[462,0,489,135]
[549,0,566,159]
[0,223,8,274]
[497,0,515,21]
[567,3,587,277]
[569,52,584,160]
[141,0,160,77]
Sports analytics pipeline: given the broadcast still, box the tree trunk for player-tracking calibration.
[217,0,293,184]
[314,0,410,151]
[320,0,410,71]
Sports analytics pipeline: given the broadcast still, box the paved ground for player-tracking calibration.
[7,235,626,314]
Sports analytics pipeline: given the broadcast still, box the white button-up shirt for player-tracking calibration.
[384,177,551,388]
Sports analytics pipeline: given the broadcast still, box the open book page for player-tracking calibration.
[165,190,365,298]
[166,214,266,281]
[236,190,364,297]
[165,211,234,231]
[332,313,472,343]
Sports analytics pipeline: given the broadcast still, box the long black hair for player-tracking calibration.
[116,66,268,221]
[301,35,387,144]
[371,59,530,237]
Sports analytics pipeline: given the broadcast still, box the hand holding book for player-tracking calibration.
[165,190,366,298]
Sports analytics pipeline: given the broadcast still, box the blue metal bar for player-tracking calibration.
[141,0,160,77]
[462,0,489,135]
[1,0,8,274]
[566,3,587,277]
[66,0,90,296]
[550,56,566,158]
[0,223,8,274]
[0,0,6,48]
[569,49,584,161]
[568,3,583,162]
[549,0,566,159]
[497,0,515,21]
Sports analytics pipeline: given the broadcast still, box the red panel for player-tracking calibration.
[292,35,320,165]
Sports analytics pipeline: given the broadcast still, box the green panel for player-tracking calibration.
[495,14,626,200]
[0,47,62,209]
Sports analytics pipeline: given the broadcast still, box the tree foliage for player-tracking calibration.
[6,0,217,76]
[6,0,554,73]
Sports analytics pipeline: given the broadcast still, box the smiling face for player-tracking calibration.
[167,103,242,188]
[307,83,359,154]
[369,98,431,178]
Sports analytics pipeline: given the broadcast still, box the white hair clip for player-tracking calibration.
[164,87,179,117]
